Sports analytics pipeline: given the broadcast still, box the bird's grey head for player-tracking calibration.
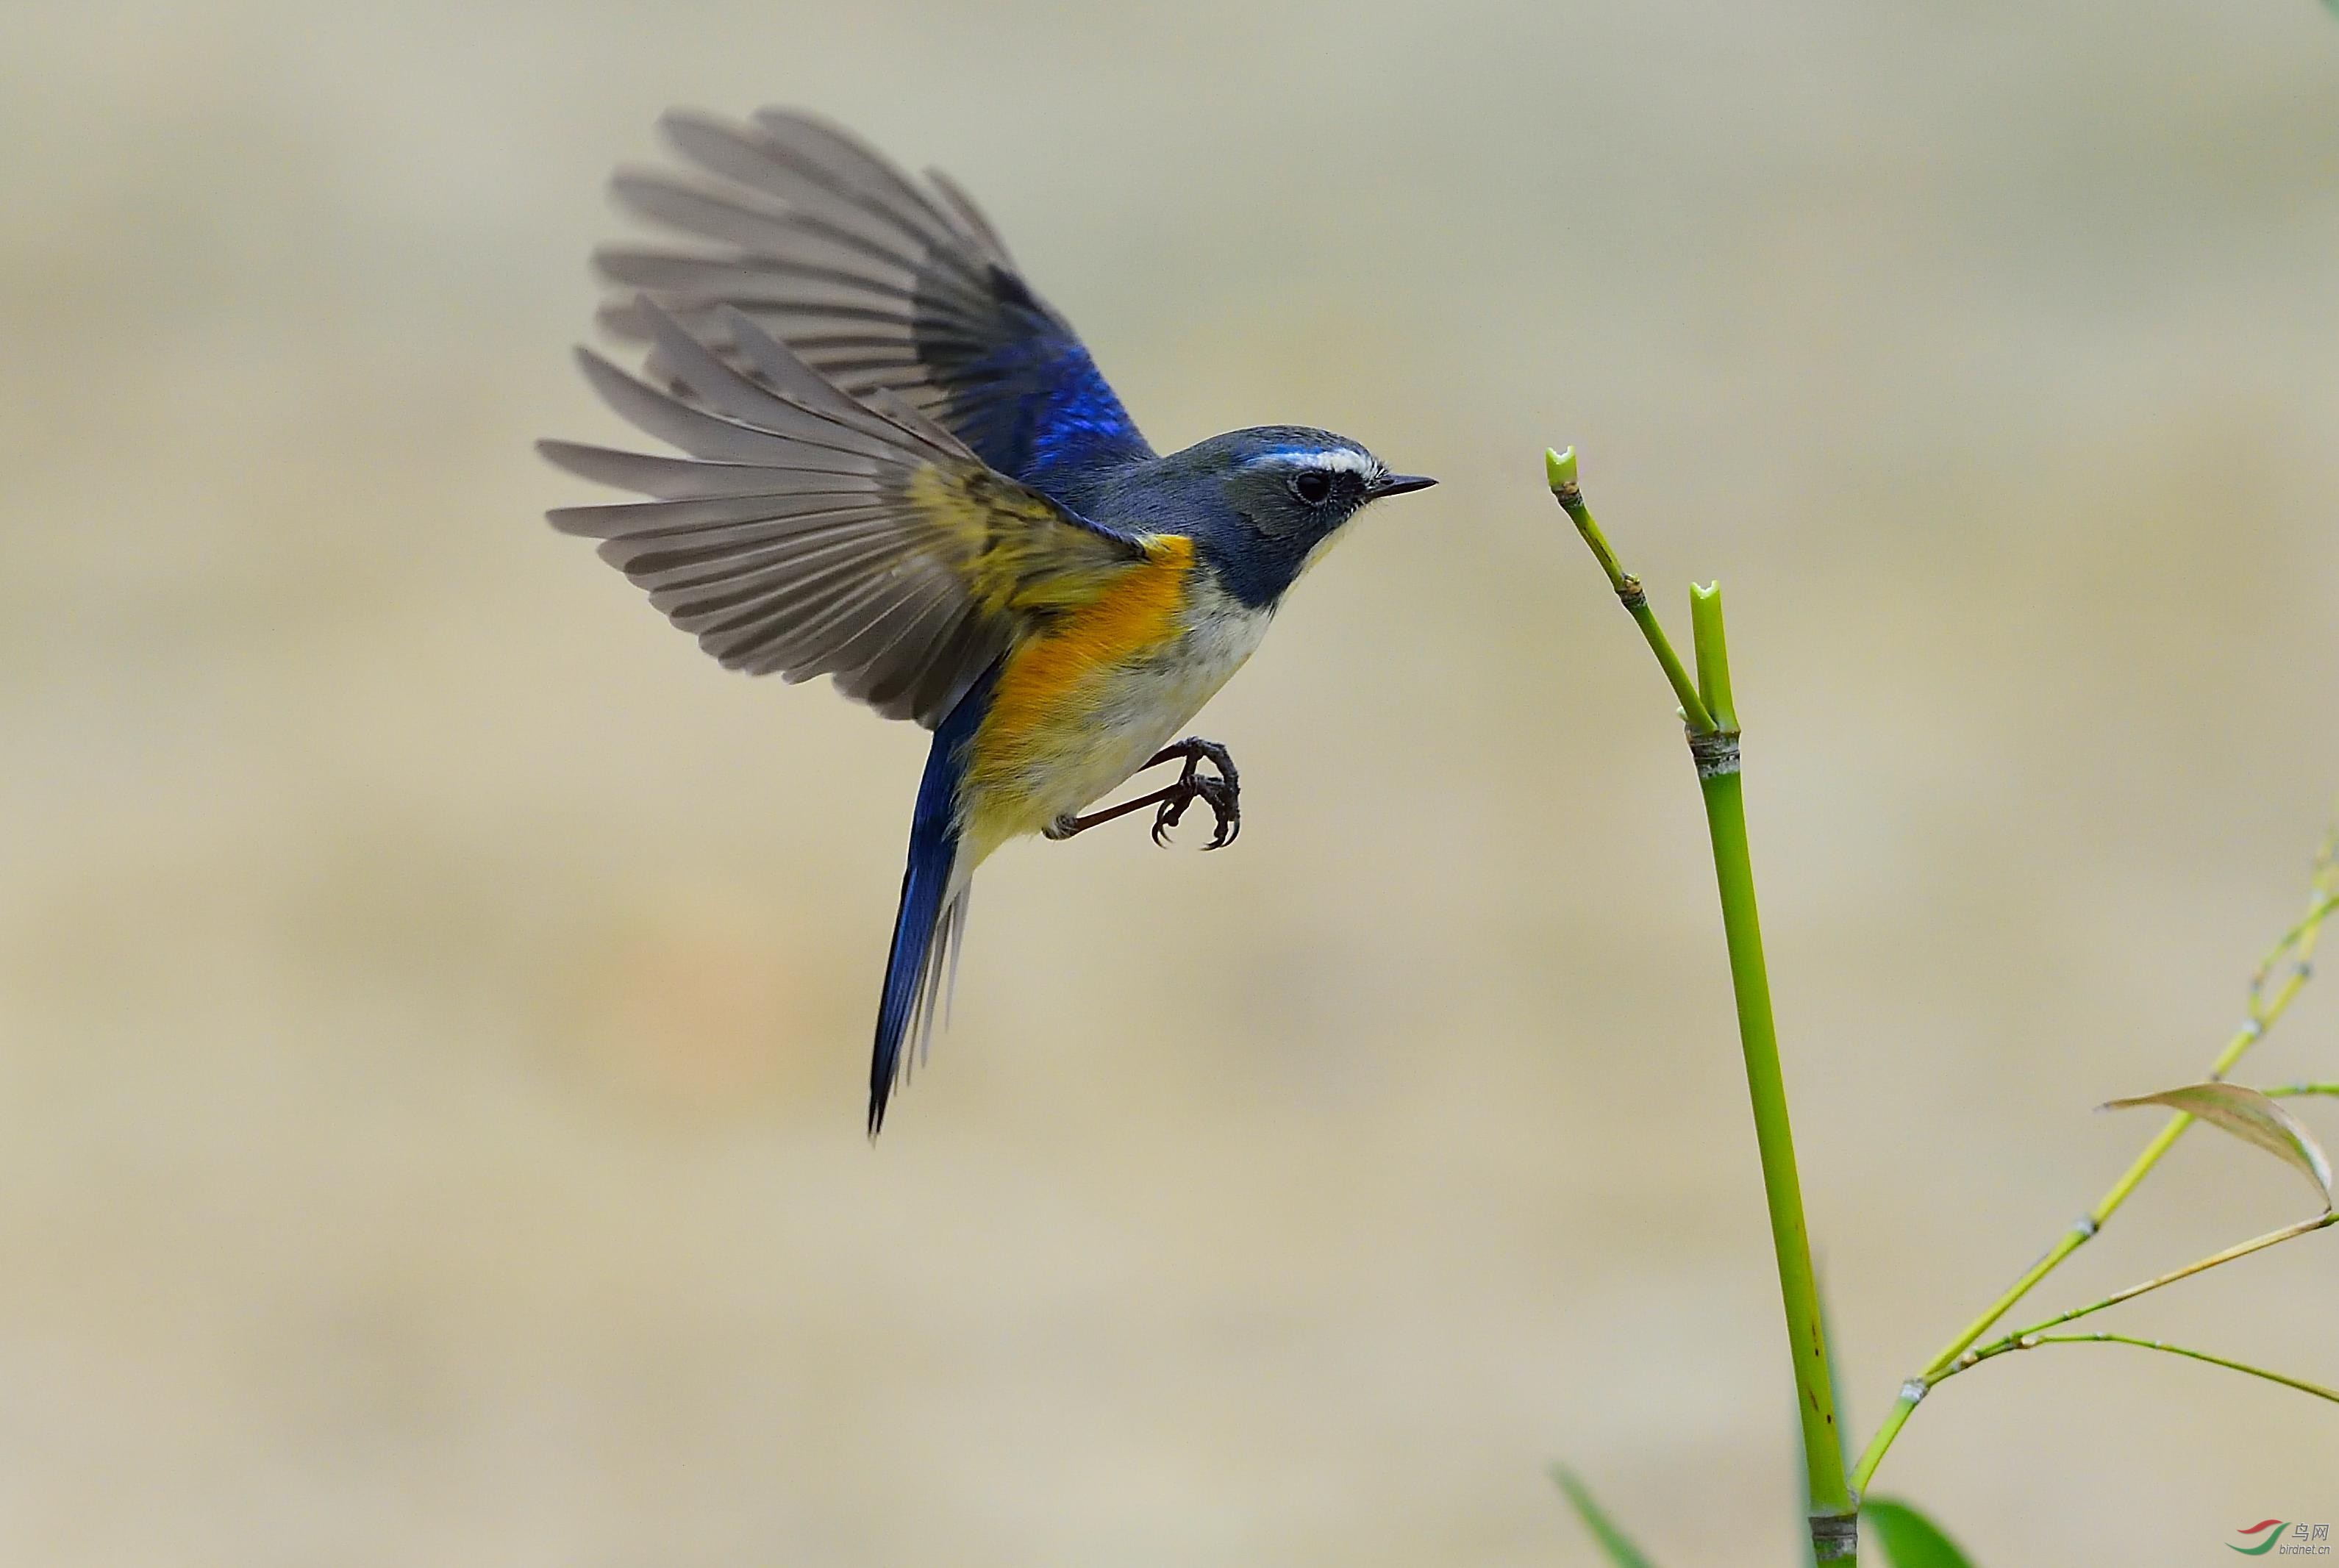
[1161,426,1435,609]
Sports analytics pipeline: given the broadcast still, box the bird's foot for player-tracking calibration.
[1146,737,1240,850]
[1040,737,1241,849]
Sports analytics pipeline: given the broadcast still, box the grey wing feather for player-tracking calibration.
[544,300,1137,728]
[548,304,992,721]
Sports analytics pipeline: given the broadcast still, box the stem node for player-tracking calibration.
[1686,726,1742,779]
[1810,1511,1859,1563]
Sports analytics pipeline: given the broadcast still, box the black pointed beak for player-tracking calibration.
[1370,473,1438,499]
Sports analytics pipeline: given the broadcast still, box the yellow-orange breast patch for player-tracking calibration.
[974,534,1196,762]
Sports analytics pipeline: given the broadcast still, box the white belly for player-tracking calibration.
[960,582,1272,864]
[1048,592,1271,818]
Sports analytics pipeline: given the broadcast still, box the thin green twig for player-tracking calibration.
[1851,815,2339,1494]
[1546,449,1716,734]
[1940,1331,2339,1403]
[1951,1211,2339,1364]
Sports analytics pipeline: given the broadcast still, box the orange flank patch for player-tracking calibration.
[971,534,1195,778]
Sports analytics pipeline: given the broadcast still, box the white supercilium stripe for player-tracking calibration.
[1242,447,1382,478]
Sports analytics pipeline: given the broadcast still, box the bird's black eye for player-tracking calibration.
[1291,470,1333,505]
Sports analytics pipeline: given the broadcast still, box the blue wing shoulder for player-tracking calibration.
[914,262,1154,493]
[593,109,1157,501]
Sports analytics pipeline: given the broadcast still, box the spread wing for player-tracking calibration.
[542,301,1155,729]
[594,107,1153,492]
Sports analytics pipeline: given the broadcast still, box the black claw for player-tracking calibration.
[1145,737,1240,849]
[1196,778,1239,850]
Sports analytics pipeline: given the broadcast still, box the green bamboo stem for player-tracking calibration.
[1549,457,1853,1561]
[2267,1083,2339,1099]
[1687,585,1856,1561]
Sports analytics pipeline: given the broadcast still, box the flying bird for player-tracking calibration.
[540,109,1436,1132]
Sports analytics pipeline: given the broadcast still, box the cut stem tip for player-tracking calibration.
[1545,447,1578,493]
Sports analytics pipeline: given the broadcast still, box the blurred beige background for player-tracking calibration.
[4,0,2338,1563]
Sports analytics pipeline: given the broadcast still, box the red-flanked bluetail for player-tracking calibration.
[540,108,1435,1133]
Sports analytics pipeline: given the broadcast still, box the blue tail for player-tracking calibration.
[868,667,997,1135]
